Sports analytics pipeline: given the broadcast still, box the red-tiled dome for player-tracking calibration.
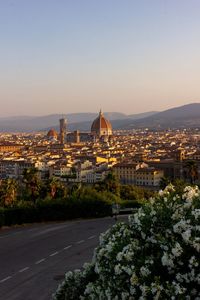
[47,128,58,138]
[91,110,112,136]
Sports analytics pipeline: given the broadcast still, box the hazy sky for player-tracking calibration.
[1,0,200,116]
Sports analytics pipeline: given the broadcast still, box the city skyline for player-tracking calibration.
[1,0,200,116]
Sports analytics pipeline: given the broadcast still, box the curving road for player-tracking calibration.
[0,217,126,300]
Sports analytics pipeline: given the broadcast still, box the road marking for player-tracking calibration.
[76,240,84,244]
[64,245,72,250]
[31,224,73,237]
[88,235,96,240]
[0,276,12,283]
[19,267,29,273]
[35,258,46,264]
[50,251,59,257]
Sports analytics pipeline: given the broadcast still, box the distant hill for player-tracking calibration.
[63,111,158,132]
[119,103,200,130]
[128,111,158,120]
[65,103,200,132]
[2,104,200,131]
[0,113,124,132]
[0,111,158,132]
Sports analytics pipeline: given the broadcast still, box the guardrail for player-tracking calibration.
[112,204,138,217]
[118,207,136,215]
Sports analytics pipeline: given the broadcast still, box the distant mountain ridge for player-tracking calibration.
[0,111,157,132]
[66,103,200,131]
[1,103,200,132]
[119,103,200,130]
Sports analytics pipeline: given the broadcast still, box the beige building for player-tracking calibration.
[0,144,24,153]
[113,162,163,187]
[135,167,164,187]
[113,162,148,185]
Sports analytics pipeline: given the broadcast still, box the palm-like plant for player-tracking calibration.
[48,177,66,199]
[23,167,41,202]
[159,176,171,189]
[185,160,198,184]
[0,178,18,207]
[103,172,120,196]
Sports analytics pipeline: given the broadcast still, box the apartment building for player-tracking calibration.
[113,162,148,184]
[135,167,164,187]
[113,162,163,187]
[0,159,34,179]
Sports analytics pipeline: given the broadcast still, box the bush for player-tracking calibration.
[0,207,5,227]
[120,185,155,201]
[36,199,70,221]
[118,199,141,209]
[73,197,112,218]
[0,194,113,227]
[54,263,96,300]
[53,184,200,299]
[4,206,39,226]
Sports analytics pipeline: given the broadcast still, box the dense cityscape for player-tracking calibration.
[1,109,200,299]
[0,110,200,189]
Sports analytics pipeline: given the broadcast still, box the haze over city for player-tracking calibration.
[1,0,200,116]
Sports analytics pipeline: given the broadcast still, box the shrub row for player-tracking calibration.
[0,198,112,227]
[118,199,141,209]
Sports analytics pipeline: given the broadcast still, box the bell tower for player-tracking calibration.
[59,118,67,144]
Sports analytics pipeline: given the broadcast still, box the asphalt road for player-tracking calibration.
[0,217,126,300]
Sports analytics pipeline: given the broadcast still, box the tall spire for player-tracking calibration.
[99,109,102,116]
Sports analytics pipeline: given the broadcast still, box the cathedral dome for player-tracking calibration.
[91,110,112,136]
[47,128,58,139]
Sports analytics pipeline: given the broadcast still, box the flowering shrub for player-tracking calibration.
[53,185,200,299]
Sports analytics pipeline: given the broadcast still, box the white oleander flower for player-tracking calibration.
[140,266,151,277]
[182,229,192,243]
[114,264,122,275]
[54,184,200,300]
[171,242,183,257]
[130,273,138,285]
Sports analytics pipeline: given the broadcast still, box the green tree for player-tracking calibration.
[23,167,41,202]
[120,185,143,200]
[120,185,154,201]
[49,177,60,198]
[185,161,198,184]
[102,172,120,196]
[48,177,67,199]
[159,176,171,189]
[0,178,18,207]
[172,179,187,195]
[69,183,82,198]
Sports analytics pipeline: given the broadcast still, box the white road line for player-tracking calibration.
[76,240,85,244]
[49,251,59,257]
[19,267,29,273]
[88,235,96,240]
[35,258,46,264]
[0,276,12,283]
[64,245,72,250]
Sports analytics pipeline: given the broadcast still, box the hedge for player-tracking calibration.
[0,208,5,227]
[3,207,38,226]
[0,198,112,228]
[118,199,141,209]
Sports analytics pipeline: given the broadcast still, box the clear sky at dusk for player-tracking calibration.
[0,0,200,116]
